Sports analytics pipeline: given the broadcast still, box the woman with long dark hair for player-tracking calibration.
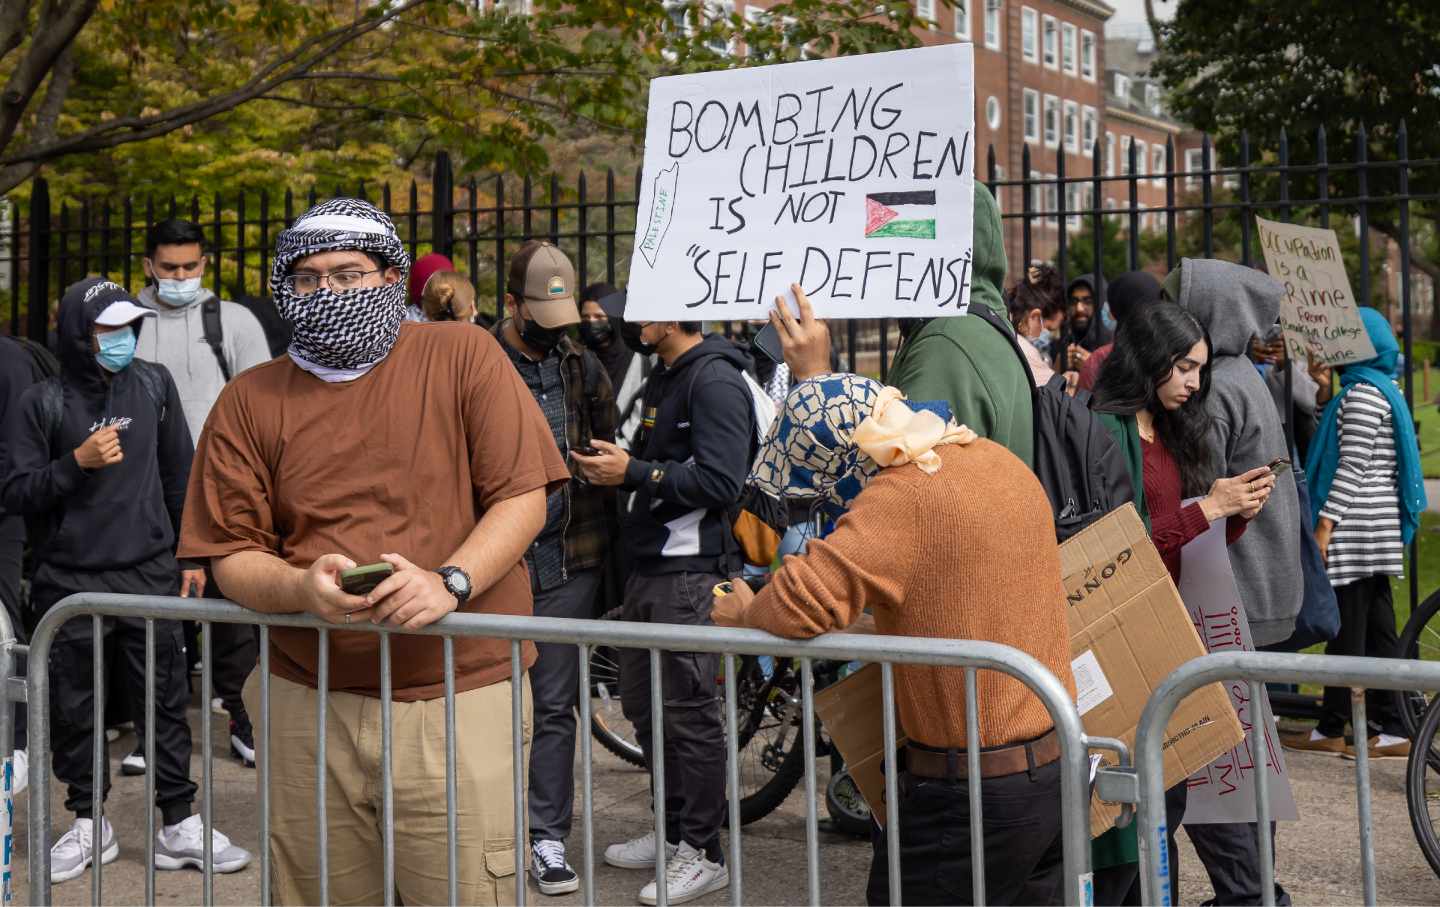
[1087,301,1277,907]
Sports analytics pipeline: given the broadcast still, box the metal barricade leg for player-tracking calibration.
[202,621,215,906]
[650,648,667,907]
[578,645,596,907]
[512,641,527,907]
[880,662,901,907]
[379,631,395,907]
[259,626,272,907]
[800,658,819,907]
[316,628,330,906]
[0,626,13,907]
[444,637,459,907]
[1351,689,1376,905]
[966,667,985,907]
[144,620,156,906]
[92,614,104,907]
[1251,681,1274,907]
[724,654,742,907]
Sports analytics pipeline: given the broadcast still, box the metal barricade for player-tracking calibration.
[0,602,19,906]
[23,591,1094,907]
[1135,651,1440,907]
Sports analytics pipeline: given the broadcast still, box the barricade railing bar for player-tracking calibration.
[19,592,1094,907]
[1135,651,1440,907]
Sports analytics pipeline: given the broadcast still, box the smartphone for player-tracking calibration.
[1268,457,1292,476]
[573,444,601,457]
[340,562,394,596]
[750,321,783,364]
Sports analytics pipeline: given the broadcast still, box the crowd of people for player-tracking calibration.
[0,180,1423,906]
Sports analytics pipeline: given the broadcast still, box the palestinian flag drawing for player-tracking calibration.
[864,191,937,239]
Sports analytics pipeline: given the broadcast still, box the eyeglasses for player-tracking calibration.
[282,269,382,296]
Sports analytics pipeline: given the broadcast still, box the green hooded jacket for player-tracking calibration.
[888,182,1034,467]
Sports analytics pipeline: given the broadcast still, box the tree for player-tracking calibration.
[0,0,927,201]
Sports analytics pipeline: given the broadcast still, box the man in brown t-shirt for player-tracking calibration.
[179,199,569,905]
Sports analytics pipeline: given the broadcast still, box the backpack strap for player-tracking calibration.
[201,298,231,382]
[36,377,63,454]
[129,360,169,424]
[967,304,1041,457]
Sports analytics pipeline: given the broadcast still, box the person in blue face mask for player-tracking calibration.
[1,277,252,884]
[135,219,271,774]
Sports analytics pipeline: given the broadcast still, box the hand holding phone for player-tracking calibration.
[1267,456,1292,477]
[750,321,784,364]
[340,562,395,596]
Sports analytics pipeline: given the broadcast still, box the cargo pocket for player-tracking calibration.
[482,840,518,907]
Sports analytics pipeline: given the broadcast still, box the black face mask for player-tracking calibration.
[578,320,613,349]
[518,314,566,354]
[620,320,648,352]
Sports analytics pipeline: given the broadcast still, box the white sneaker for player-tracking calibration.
[10,749,27,796]
[604,830,678,870]
[530,838,580,896]
[639,841,728,906]
[121,747,146,777]
[155,814,251,873]
[50,817,118,883]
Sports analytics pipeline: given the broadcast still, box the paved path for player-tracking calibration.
[8,707,1440,905]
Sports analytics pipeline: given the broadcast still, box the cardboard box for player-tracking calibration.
[814,504,1243,837]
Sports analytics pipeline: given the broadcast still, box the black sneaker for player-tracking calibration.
[530,839,579,896]
[229,719,255,769]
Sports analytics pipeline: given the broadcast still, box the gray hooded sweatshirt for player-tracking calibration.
[135,285,271,442]
[1171,259,1303,646]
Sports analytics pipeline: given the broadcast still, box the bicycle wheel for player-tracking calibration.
[1405,695,1440,878]
[726,657,810,826]
[1396,589,1440,739]
[589,645,646,768]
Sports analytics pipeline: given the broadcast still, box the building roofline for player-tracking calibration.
[1104,104,1183,134]
[1056,0,1116,21]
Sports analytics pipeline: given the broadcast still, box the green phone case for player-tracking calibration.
[340,562,393,595]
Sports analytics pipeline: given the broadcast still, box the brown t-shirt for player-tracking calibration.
[178,322,570,700]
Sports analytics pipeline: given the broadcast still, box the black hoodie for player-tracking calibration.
[1,279,193,572]
[620,333,755,575]
[1059,273,1112,357]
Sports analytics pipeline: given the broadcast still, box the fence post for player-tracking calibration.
[432,151,455,259]
[1399,119,1418,619]
[26,177,50,343]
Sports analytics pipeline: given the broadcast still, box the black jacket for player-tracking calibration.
[1,280,193,572]
[621,334,755,575]
[0,339,42,544]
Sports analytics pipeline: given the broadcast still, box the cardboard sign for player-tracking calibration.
[1255,216,1376,366]
[626,44,976,321]
[1178,513,1299,824]
[814,505,1243,838]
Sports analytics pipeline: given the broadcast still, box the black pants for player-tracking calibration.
[186,567,258,727]
[1186,821,1291,906]
[0,531,27,751]
[1318,574,1404,738]
[1091,783,1189,907]
[866,759,1064,906]
[33,556,197,825]
[618,570,726,859]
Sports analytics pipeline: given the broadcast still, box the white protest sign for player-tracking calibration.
[1255,216,1376,366]
[626,44,975,321]
[1178,511,1298,824]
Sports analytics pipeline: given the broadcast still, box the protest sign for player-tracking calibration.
[1255,216,1376,366]
[625,44,975,321]
[1178,512,1299,824]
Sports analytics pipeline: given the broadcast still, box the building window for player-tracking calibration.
[986,96,1002,130]
[1061,22,1077,75]
[1066,182,1084,229]
[992,165,1004,212]
[1080,30,1096,81]
[1023,89,1040,143]
[497,0,533,13]
[1120,134,1132,173]
[1185,147,1204,187]
[1021,7,1037,61]
[1028,169,1041,215]
[1043,94,1059,149]
[983,0,1001,50]
[953,0,970,38]
[703,0,737,55]
[1042,15,1057,68]
[1081,106,1097,156]
[1134,140,1147,177]
[916,0,935,22]
[1106,132,1116,176]
[1045,174,1059,228]
[1114,73,1131,101]
[1145,83,1162,115]
[1152,145,1166,185]
[1062,100,1078,153]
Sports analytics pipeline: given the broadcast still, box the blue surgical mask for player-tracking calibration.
[1100,302,1117,334]
[95,328,137,373]
[156,276,204,307]
[1030,328,1054,355]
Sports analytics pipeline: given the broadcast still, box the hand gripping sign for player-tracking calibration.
[626,44,976,321]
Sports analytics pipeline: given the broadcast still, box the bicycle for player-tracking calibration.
[1396,588,1440,740]
[1406,694,1440,876]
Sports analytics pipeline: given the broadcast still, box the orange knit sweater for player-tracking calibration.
[740,440,1076,749]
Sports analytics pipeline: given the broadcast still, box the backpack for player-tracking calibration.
[7,336,60,382]
[200,298,231,381]
[968,305,1135,542]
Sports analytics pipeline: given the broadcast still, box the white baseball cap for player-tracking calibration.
[94,299,156,327]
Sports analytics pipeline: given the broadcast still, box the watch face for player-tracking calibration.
[446,569,471,598]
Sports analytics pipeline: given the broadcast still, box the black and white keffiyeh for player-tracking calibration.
[270,198,412,374]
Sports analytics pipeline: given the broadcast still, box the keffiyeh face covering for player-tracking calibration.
[270,198,412,373]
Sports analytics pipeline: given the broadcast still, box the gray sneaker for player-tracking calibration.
[155,814,251,873]
[51,817,118,883]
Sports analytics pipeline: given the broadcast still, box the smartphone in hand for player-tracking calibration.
[340,562,395,596]
[750,321,784,364]
[1268,456,1292,476]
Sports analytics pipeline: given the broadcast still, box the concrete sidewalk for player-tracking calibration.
[8,704,1440,905]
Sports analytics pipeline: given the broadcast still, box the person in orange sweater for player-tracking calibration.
[714,291,1076,906]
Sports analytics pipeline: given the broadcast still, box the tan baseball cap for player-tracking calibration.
[507,240,580,329]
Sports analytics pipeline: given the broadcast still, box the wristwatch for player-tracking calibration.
[435,566,472,607]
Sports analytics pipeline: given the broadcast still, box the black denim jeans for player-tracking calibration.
[866,758,1063,906]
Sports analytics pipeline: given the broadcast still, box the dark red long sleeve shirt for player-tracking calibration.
[1141,437,1247,584]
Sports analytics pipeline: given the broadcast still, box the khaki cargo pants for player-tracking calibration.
[245,671,533,906]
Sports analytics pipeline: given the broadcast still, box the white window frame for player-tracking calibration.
[1106,132,1116,176]
[1043,94,1060,149]
[1062,100,1078,154]
[1145,84,1162,114]
[1080,29,1096,81]
[497,0,533,13]
[1022,88,1040,143]
[1134,140,1147,177]
[1185,148,1204,187]
[986,96,1002,131]
[992,165,1005,213]
[1020,7,1037,62]
[916,0,936,23]
[1042,14,1057,68]
[1028,170,1042,217]
[1152,145,1167,186]
[1081,106,1097,156]
[983,0,1002,50]
[1061,22,1077,75]
[953,0,970,39]
[1044,173,1059,228]
[1114,73,1131,101]
[1120,134,1132,174]
[702,0,737,56]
